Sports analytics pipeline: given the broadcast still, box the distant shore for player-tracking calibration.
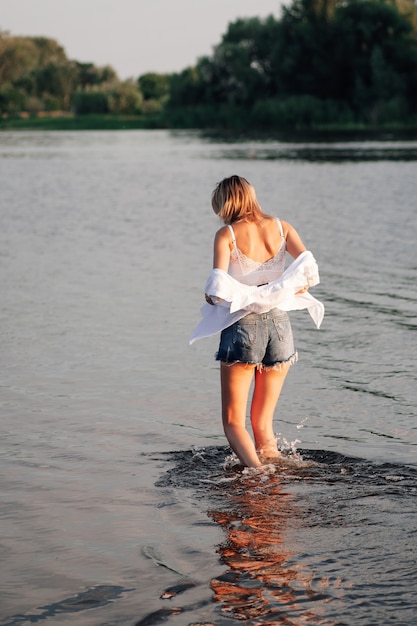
[0,113,166,131]
[1,113,417,139]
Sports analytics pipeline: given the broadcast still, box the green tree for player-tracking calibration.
[0,33,122,114]
[333,0,417,119]
[168,66,203,107]
[138,72,169,100]
[0,32,66,83]
[185,16,285,108]
[30,36,67,66]
[272,3,339,99]
[33,61,79,108]
[75,62,118,88]
[167,0,417,128]
[109,80,143,114]
[0,33,39,83]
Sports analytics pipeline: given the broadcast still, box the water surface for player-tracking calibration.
[0,130,416,625]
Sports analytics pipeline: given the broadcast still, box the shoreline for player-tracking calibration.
[0,113,166,131]
[1,113,417,139]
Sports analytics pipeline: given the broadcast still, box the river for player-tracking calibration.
[0,129,416,625]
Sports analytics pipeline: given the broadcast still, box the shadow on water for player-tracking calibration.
[137,446,417,626]
[197,129,417,162]
[1,586,132,625]
[203,143,417,163]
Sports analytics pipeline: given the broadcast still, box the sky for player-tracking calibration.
[1,0,284,79]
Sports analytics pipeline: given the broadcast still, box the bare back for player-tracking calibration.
[229,217,283,263]
[213,215,306,274]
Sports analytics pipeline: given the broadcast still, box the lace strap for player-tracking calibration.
[227,224,236,245]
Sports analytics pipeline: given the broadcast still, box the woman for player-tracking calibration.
[206,175,310,468]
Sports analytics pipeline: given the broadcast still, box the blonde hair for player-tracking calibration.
[211,175,264,224]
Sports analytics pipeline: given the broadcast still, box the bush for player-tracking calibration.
[25,96,43,114]
[366,96,410,125]
[0,82,26,114]
[43,95,62,111]
[72,91,109,114]
[251,96,355,129]
[108,81,142,114]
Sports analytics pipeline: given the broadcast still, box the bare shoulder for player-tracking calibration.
[213,225,233,269]
[214,225,232,243]
[280,220,307,258]
[279,220,294,237]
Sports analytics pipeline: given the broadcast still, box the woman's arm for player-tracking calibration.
[213,226,232,270]
[282,221,307,259]
[282,221,309,294]
[205,227,231,305]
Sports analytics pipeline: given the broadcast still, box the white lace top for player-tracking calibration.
[228,219,286,286]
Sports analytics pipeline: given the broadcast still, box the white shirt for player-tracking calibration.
[189,250,324,344]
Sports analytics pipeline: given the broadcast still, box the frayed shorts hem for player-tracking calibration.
[216,351,298,372]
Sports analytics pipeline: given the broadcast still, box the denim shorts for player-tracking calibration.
[216,309,297,369]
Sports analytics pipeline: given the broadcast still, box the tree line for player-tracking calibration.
[0,32,169,118]
[1,0,417,129]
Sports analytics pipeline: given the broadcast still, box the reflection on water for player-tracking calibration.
[1,129,417,163]
[209,475,336,624]
[154,446,417,626]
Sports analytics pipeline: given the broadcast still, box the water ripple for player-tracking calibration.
[150,447,417,626]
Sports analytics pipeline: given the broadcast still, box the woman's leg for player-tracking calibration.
[250,363,291,458]
[220,362,261,468]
